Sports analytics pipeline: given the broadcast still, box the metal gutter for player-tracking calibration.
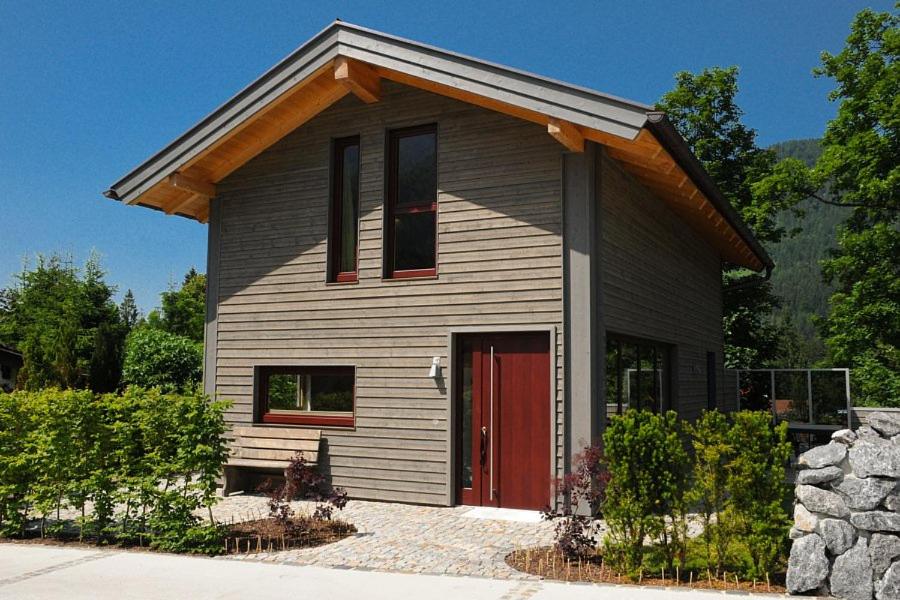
[643,112,774,270]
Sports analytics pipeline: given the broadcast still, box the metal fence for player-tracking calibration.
[731,368,852,430]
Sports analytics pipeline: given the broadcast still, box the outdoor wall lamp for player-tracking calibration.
[429,357,442,379]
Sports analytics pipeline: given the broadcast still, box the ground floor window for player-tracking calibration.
[257,366,355,427]
[605,334,671,416]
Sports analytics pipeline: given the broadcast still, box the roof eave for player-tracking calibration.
[644,112,774,270]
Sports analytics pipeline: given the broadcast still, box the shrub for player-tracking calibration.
[263,454,348,526]
[0,387,229,554]
[725,411,791,579]
[688,410,733,573]
[542,444,607,558]
[121,328,202,391]
[602,410,689,576]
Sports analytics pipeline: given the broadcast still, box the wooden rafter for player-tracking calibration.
[119,53,764,270]
[334,56,380,103]
[167,173,216,198]
[547,118,584,152]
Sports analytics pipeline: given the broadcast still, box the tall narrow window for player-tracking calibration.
[605,334,671,414]
[329,136,360,282]
[386,124,437,278]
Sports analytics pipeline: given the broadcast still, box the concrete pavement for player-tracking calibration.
[0,543,783,599]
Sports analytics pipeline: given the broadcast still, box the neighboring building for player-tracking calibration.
[0,344,22,392]
[104,23,772,510]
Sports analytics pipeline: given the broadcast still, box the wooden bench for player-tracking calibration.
[223,426,321,496]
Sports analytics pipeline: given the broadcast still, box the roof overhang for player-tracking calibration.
[104,21,771,271]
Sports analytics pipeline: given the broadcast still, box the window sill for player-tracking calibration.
[325,279,359,286]
[383,271,438,282]
[261,414,355,428]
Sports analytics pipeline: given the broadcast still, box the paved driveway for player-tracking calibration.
[213,495,558,578]
[0,544,777,599]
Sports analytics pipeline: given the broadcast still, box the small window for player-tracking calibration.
[329,136,361,282]
[605,334,671,419]
[385,125,437,278]
[258,366,355,427]
[0,364,10,380]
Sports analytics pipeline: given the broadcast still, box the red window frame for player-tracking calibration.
[328,136,361,283]
[385,124,438,279]
[257,366,355,428]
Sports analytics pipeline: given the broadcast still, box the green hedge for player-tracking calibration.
[601,409,791,580]
[0,387,229,554]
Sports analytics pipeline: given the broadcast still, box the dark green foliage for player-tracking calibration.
[600,410,791,581]
[0,387,229,554]
[0,253,125,392]
[813,7,900,405]
[687,410,731,573]
[768,139,846,365]
[147,269,206,343]
[118,290,141,331]
[121,328,202,392]
[658,68,804,368]
[602,410,689,575]
[725,412,791,578]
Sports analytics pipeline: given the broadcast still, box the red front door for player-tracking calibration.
[456,332,551,510]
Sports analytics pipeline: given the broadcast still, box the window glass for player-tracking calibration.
[260,367,354,425]
[460,339,473,489]
[339,144,360,274]
[396,133,436,207]
[387,125,437,277]
[606,335,670,415]
[393,212,436,271]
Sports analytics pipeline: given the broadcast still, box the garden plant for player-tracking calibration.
[516,408,792,591]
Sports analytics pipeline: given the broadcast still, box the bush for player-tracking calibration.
[598,409,790,581]
[0,387,229,554]
[602,410,689,576]
[121,328,202,391]
[542,444,607,558]
[725,411,791,578]
[688,410,732,573]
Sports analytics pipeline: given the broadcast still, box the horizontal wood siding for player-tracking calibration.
[598,151,724,420]
[211,81,564,505]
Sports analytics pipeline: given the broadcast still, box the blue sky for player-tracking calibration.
[0,1,890,312]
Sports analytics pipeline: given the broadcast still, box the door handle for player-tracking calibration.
[480,426,487,467]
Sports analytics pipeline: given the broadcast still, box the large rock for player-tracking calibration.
[797,484,851,518]
[876,560,900,600]
[850,440,900,479]
[833,428,859,445]
[831,537,874,600]
[799,442,848,469]
[787,534,830,594]
[852,511,900,532]
[858,425,884,441]
[835,475,896,511]
[795,503,820,532]
[819,518,857,555]
[870,533,900,580]
[885,491,900,512]
[869,412,900,438]
[798,465,844,485]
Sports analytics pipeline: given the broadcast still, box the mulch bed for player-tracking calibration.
[506,546,787,594]
[224,517,356,554]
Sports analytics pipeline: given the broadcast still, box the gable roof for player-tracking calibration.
[104,21,771,272]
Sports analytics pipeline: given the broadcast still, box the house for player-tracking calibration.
[0,344,22,393]
[104,22,772,510]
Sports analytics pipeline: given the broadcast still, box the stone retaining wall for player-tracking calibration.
[787,411,900,599]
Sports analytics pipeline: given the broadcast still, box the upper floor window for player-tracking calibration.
[385,124,437,278]
[329,136,360,282]
[258,366,355,427]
